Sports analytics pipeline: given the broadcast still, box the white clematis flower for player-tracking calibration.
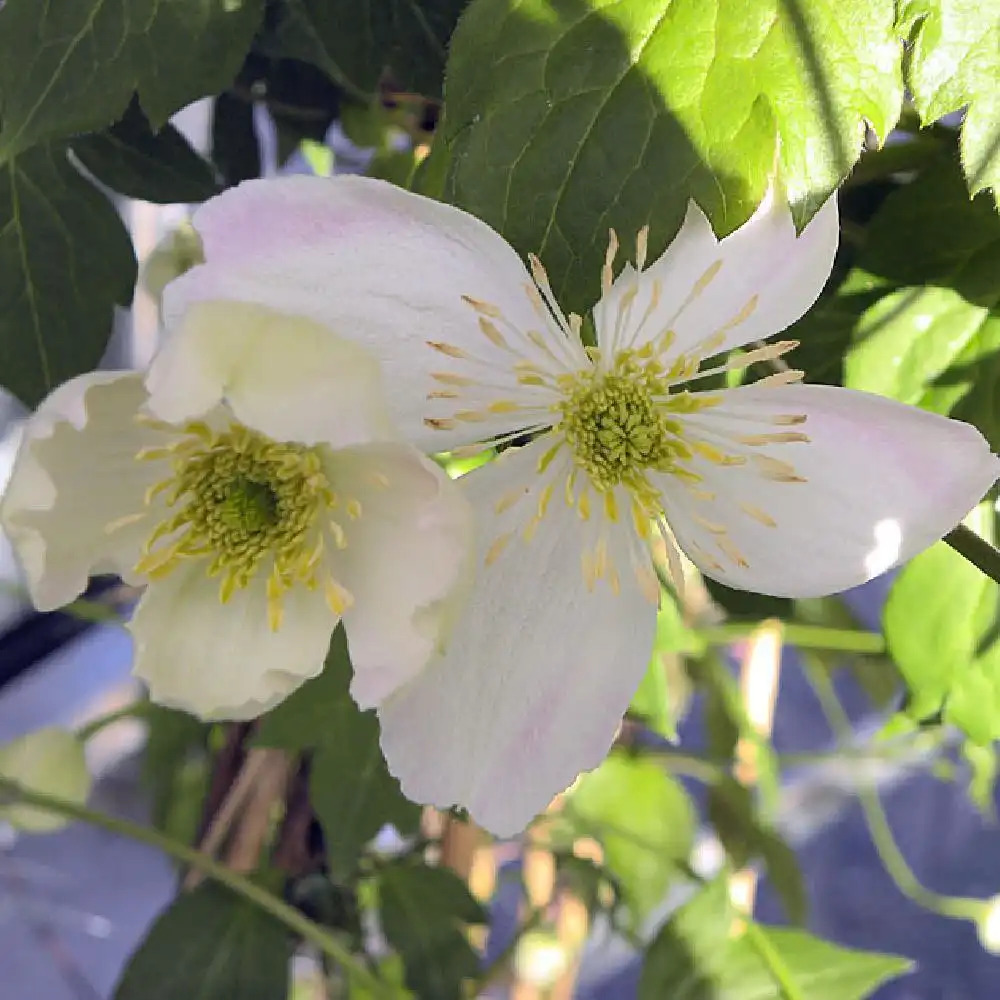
[0,302,472,720]
[163,176,1000,834]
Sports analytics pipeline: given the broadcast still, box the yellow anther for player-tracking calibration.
[461,294,503,317]
[324,577,353,616]
[431,372,476,386]
[537,483,554,519]
[496,487,526,514]
[427,341,468,359]
[485,532,513,566]
[478,317,509,349]
[740,502,777,527]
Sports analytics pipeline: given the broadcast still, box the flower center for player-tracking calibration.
[558,367,681,494]
[131,421,353,630]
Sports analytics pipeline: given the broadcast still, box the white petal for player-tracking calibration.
[599,194,839,360]
[0,373,160,610]
[162,176,539,450]
[145,300,395,448]
[329,443,474,710]
[376,442,658,836]
[130,562,337,720]
[657,384,1000,597]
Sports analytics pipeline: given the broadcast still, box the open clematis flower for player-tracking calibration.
[163,176,1000,834]
[0,302,472,720]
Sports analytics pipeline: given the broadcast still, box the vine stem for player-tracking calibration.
[800,656,984,924]
[690,622,884,654]
[944,523,1000,587]
[743,921,805,1000]
[0,777,394,998]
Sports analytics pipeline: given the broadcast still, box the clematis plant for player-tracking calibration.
[0,302,472,720]
[159,176,998,834]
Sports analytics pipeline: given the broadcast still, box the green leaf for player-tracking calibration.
[442,0,902,311]
[254,630,354,749]
[113,882,292,1000]
[0,143,136,405]
[256,630,420,877]
[0,0,264,160]
[140,705,211,845]
[640,879,910,1000]
[72,102,220,204]
[309,720,422,879]
[900,0,1000,202]
[819,159,1000,444]
[273,0,468,99]
[568,751,695,927]
[378,862,486,1000]
[0,728,91,833]
[629,595,691,740]
[884,503,1000,738]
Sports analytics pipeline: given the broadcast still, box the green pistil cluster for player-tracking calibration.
[558,360,683,495]
[138,424,335,599]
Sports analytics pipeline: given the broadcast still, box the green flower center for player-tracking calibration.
[559,369,682,493]
[553,349,706,508]
[133,421,353,629]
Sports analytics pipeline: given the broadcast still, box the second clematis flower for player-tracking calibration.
[0,302,472,721]
[162,176,1000,834]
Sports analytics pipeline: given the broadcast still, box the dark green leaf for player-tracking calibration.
[255,629,420,877]
[0,143,136,405]
[113,882,292,1000]
[639,879,909,1000]
[272,0,467,99]
[72,102,220,204]
[0,0,265,159]
[254,629,355,750]
[379,862,486,1000]
[310,719,421,879]
[568,751,695,927]
[211,92,262,187]
[442,0,902,311]
[140,703,211,845]
[900,0,1000,202]
[707,778,806,923]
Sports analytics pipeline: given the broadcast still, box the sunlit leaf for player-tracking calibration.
[442,0,902,311]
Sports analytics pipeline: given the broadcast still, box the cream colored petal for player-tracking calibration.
[598,194,839,361]
[162,175,542,451]
[145,300,395,448]
[326,442,474,710]
[377,442,658,836]
[656,384,1000,596]
[0,372,161,610]
[130,562,337,721]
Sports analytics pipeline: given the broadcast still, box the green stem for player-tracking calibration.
[0,778,394,997]
[800,657,983,924]
[690,623,885,654]
[76,701,154,741]
[944,524,1000,587]
[744,921,804,1000]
